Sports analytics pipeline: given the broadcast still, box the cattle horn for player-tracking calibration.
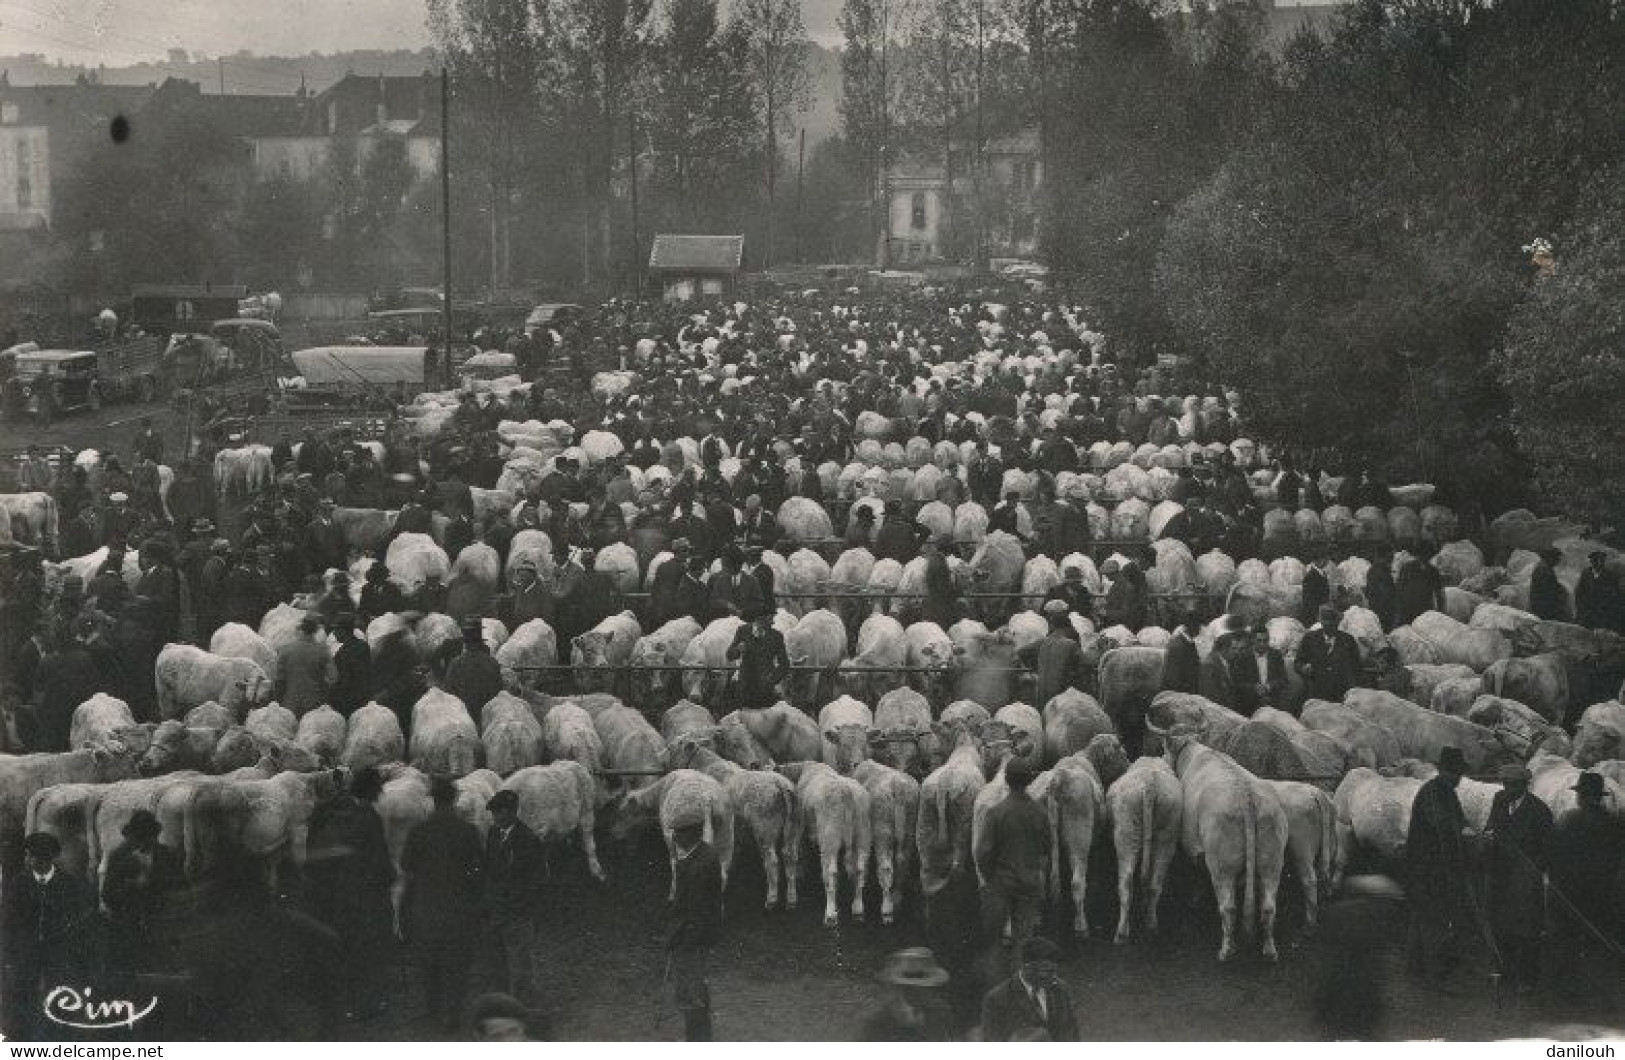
[1144,719,1169,737]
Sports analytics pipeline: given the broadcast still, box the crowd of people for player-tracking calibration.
[1,286,1623,1042]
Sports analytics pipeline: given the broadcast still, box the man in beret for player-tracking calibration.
[483,790,546,1007]
[1405,746,1473,990]
[979,937,1079,1042]
[1483,762,1553,995]
[1,832,93,1039]
[667,805,723,1041]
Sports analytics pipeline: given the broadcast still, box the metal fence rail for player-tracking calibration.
[511,662,1037,674]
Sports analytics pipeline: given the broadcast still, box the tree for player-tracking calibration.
[555,0,656,287]
[643,0,762,231]
[733,0,811,266]
[839,0,900,261]
[899,0,975,257]
[427,0,551,294]
[1497,177,1625,532]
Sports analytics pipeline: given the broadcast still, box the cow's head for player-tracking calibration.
[573,630,611,665]
[716,716,773,770]
[822,723,871,774]
[266,738,321,774]
[1083,733,1130,789]
[209,726,261,774]
[113,722,158,760]
[136,720,184,775]
[631,644,672,709]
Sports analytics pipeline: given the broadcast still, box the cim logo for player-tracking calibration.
[42,986,157,1031]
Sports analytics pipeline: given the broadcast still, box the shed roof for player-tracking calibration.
[649,234,744,273]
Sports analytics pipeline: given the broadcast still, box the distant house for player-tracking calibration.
[0,73,155,230]
[881,127,1043,266]
[648,234,744,302]
[248,72,442,181]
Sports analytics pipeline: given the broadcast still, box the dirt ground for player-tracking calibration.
[342,831,1618,1043]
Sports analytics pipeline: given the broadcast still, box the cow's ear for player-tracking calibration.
[822,729,838,743]
[234,679,248,690]
[953,645,967,656]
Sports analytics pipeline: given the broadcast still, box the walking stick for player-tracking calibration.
[652,949,673,1030]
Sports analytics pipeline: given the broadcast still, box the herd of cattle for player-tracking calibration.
[6,310,1625,971]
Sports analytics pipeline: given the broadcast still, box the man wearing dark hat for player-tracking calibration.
[1528,547,1567,622]
[224,542,278,629]
[1161,612,1203,695]
[101,809,183,989]
[470,992,542,1041]
[857,948,954,1041]
[443,617,503,715]
[1576,550,1625,635]
[306,767,394,1019]
[327,613,372,717]
[0,832,92,1038]
[60,499,100,560]
[1044,563,1095,623]
[278,615,337,717]
[1300,550,1333,624]
[707,545,765,621]
[1199,628,1239,711]
[358,561,405,624]
[1483,762,1553,994]
[979,937,1078,1042]
[921,537,959,629]
[1404,746,1473,988]
[1031,603,1086,709]
[973,758,1048,951]
[401,776,484,1034]
[667,804,723,1041]
[1296,604,1362,703]
[1549,771,1625,994]
[726,605,791,712]
[30,618,103,751]
[741,544,776,613]
[483,790,546,1007]
[1233,621,1288,717]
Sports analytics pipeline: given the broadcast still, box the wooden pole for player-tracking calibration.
[794,127,806,263]
[440,68,453,386]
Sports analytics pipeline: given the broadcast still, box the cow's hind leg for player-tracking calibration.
[820,840,840,927]
[580,824,605,881]
[1114,859,1136,945]
[1260,868,1281,963]
[1069,848,1091,936]
[1213,867,1240,962]
[1295,848,1320,935]
[1146,843,1177,935]
[847,838,867,921]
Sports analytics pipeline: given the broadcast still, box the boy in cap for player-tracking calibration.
[667,805,723,1041]
[483,790,546,1006]
[0,833,92,1039]
[1483,762,1553,994]
[979,937,1078,1042]
[1404,746,1473,989]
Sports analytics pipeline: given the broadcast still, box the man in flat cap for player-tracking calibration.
[1483,762,1553,994]
[667,804,723,1041]
[1,832,92,1039]
[1031,602,1086,708]
[1405,746,1473,990]
[483,789,546,1007]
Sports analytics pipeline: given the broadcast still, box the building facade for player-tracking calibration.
[880,128,1043,266]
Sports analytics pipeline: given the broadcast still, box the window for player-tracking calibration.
[1,103,17,124]
[911,192,927,230]
[15,135,30,208]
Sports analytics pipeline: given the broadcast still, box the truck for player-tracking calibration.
[2,336,166,422]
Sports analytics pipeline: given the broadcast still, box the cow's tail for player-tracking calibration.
[1315,791,1337,894]
[1139,780,1156,885]
[851,785,873,870]
[1242,784,1259,937]
[42,493,58,548]
[1488,660,1505,700]
[890,781,911,869]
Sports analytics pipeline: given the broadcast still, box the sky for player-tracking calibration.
[0,0,846,65]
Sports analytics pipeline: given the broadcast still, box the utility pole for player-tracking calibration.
[974,0,986,274]
[440,68,453,386]
[629,108,641,297]
[218,57,225,94]
[794,127,806,263]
